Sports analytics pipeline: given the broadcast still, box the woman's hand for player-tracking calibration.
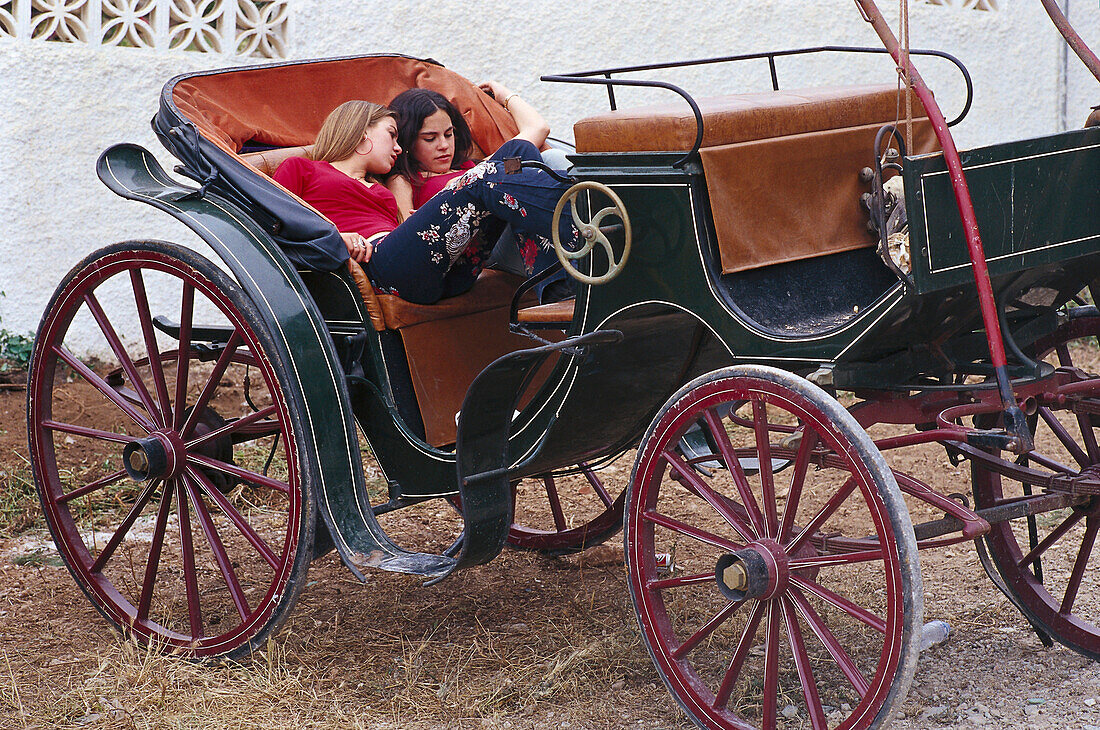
[341,231,375,263]
[478,80,512,102]
[478,79,550,149]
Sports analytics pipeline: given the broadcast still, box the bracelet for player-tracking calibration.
[503,93,520,111]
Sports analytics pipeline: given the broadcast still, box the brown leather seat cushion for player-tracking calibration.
[573,84,919,153]
[703,119,939,274]
[376,269,536,330]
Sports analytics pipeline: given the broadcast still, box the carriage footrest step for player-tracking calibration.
[347,549,456,579]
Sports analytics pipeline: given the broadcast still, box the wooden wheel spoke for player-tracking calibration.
[181,475,251,622]
[1018,509,1086,569]
[581,463,614,507]
[702,408,766,537]
[642,509,744,553]
[186,467,280,571]
[176,479,204,640]
[1038,407,1091,467]
[89,479,160,573]
[172,284,195,431]
[714,599,765,709]
[186,405,277,449]
[672,599,744,660]
[788,584,871,698]
[780,429,819,544]
[186,453,291,495]
[58,469,129,504]
[789,548,887,570]
[791,574,886,634]
[662,448,756,543]
[786,477,858,555]
[761,602,781,729]
[647,571,716,591]
[782,595,829,730]
[53,345,154,433]
[541,476,568,532]
[83,291,164,427]
[1076,412,1100,463]
[130,269,173,419]
[136,483,175,623]
[751,400,779,538]
[43,419,132,446]
[179,332,243,439]
[1060,518,1100,614]
[1024,450,1077,475]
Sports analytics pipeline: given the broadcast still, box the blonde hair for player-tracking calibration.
[309,100,397,163]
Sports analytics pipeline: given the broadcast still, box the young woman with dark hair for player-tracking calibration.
[386,81,550,217]
[274,99,574,305]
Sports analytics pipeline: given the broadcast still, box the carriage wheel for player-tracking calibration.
[972,305,1100,659]
[507,464,625,554]
[626,366,921,730]
[27,241,316,659]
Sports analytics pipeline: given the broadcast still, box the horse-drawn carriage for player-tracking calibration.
[26,1,1100,727]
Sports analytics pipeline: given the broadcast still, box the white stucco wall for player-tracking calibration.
[1,0,1098,353]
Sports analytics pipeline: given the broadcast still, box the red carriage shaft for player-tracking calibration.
[854,0,1058,451]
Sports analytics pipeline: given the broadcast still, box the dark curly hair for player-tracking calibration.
[389,88,473,182]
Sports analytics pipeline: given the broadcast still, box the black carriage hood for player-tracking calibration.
[153,83,347,272]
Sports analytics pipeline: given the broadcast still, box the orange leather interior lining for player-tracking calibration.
[171,55,519,155]
[703,119,939,274]
[345,260,388,332]
[573,84,923,154]
[379,270,552,446]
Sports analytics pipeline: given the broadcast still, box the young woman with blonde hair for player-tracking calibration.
[274,99,574,304]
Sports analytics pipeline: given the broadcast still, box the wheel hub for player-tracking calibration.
[715,538,789,601]
[123,431,186,482]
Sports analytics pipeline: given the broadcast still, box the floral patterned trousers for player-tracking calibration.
[367,139,576,304]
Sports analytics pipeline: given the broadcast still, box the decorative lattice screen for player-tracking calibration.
[0,0,287,58]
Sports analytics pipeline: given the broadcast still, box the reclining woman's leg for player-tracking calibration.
[367,139,577,304]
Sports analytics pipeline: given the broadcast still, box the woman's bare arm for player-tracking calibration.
[384,175,415,221]
[479,80,550,149]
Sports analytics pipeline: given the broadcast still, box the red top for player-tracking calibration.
[411,160,476,209]
[274,156,402,238]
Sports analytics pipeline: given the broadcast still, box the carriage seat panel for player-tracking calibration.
[573,84,924,153]
[241,145,313,177]
[703,118,939,275]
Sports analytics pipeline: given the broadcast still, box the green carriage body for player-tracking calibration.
[27,5,1100,727]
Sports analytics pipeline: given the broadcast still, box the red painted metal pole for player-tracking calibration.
[853,0,1031,451]
[1040,0,1100,83]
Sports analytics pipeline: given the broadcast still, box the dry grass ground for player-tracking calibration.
[5,341,1100,729]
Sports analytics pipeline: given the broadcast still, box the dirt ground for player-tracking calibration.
[5,377,1100,730]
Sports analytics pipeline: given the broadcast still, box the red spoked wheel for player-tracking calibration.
[27,241,316,659]
[972,305,1100,659]
[626,366,921,730]
[507,464,626,554]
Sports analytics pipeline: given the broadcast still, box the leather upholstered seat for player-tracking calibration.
[573,83,940,275]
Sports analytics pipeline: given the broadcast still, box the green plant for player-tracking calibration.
[0,291,34,373]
